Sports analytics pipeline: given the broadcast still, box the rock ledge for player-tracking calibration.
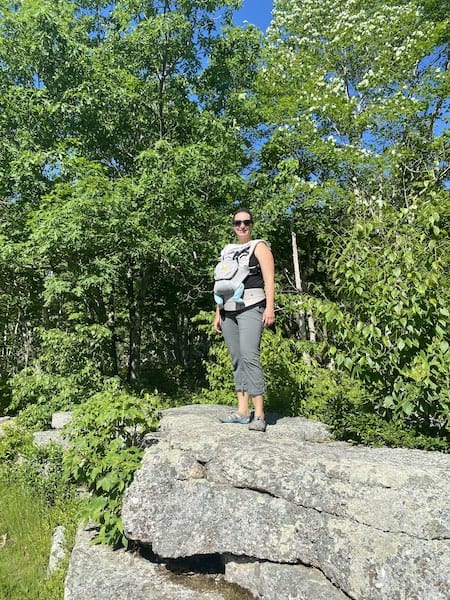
[120,404,449,600]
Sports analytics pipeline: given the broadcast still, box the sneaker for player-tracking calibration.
[248,416,266,432]
[220,412,251,424]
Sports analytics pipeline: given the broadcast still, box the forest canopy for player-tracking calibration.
[0,0,449,450]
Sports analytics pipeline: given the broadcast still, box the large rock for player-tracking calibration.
[33,429,68,448]
[65,527,251,600]
[48,526,66,576]
[122,404,450,600]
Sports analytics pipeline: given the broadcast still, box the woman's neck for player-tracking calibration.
[236,234,252,245]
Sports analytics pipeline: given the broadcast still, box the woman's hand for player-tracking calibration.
[213,309,222,333]
[262,307,275,328]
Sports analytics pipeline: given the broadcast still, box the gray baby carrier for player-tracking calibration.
[214,240,262,307]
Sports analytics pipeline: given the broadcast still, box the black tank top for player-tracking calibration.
[245,253,264,289]
[221,247,265,316]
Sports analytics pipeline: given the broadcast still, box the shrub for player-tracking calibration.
[0,422,75,504]
[63,382,161,548]
[199,308,449,451]
[0,422,34,463]
[7,326,110,425]
[309,199,450,427]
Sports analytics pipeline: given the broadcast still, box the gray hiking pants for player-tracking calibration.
[221,304,265,396]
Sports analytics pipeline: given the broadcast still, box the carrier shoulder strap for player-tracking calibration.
[221,239,265,261]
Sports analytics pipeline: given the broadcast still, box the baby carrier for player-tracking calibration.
[214,239,262,307]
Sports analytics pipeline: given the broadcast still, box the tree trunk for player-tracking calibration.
[105,293,119,377]
[292,230,314,365]
[291,231,307,339]
[126,265,151,390]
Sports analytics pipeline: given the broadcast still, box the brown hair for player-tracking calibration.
[232,207,253,222]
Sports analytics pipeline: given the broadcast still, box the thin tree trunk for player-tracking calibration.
[291,231,307,339]
[292,230,302,291]
[23,320,33,369]
[126,265,151,390]
[307,311,316,343]
[291,231,312,365]
[107,299,119,377]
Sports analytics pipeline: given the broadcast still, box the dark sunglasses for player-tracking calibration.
[233,219,253,227]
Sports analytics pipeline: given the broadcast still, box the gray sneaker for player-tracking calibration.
[220,412,251,424]
[248,416,266,432]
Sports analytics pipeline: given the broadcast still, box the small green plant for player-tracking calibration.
[63,383,161,548]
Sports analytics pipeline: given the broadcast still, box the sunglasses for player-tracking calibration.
[233,219,253,227]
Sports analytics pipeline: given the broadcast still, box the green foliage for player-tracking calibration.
[247,0,449,448]
[192,309,237,405]
[0,380,11,414]
[7,325,111,426]
[303,191,450,425]
[63,383,161,548]
[0,480,54,600]
[200,302,449,451]
[15,399,63,431]
[0,0,253,395]
[0,422,75,504]
[0,420,80,598]
[198,307,363,419]
[331,409,449,452]
[0,0,448,455]
[0,477,81,600]
[261,329,328,416]
[0,422,34,463]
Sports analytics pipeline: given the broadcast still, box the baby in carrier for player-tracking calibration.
[213,239,262,308]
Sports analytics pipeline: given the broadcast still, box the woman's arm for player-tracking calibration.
[255,242,275,327]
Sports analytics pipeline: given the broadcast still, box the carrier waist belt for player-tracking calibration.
[224,288,265,312]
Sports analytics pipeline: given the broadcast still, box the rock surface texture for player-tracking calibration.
[121,404,450,600]
[65,527,247,600]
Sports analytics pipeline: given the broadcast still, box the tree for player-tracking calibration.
[0,0,260,404]
[253,0,449,427]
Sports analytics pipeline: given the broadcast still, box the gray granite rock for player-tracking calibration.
[122,404,450,600]
[224,556,348,600]
[48,526,66,575]
[33,429,68,448]
[52,411,73,430]
[64,527,250,600]
[205,435,449,538]
[151,404,330,466]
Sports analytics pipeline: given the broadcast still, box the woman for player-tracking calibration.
[213,208,275,432]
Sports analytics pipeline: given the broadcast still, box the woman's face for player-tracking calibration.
[232,211,253,241]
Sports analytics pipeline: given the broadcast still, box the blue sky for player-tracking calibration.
[233,0,274,31]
